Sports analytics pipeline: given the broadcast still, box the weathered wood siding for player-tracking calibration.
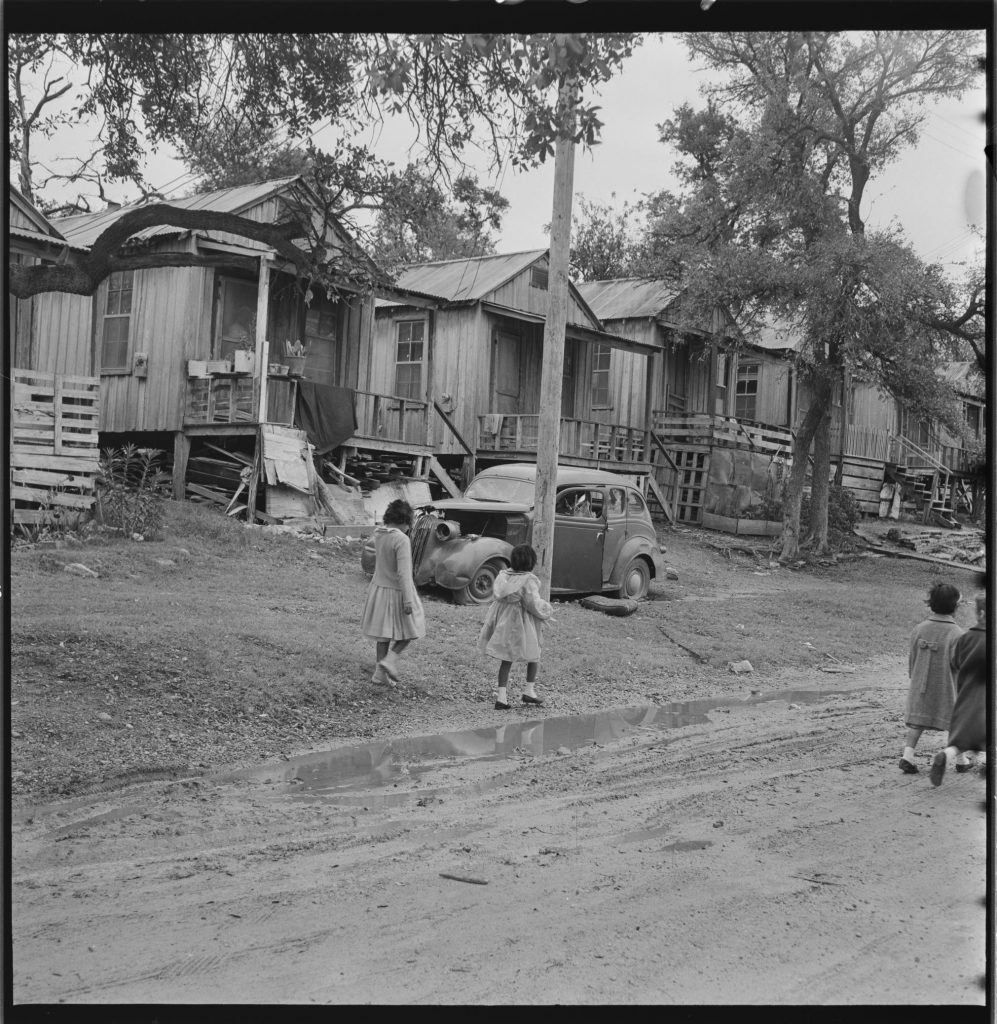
[589,316,658,426]
[373,304,486,453]
[433,306,487,453]
[487,259,600,329]
[731,350,792,426]
[28,288,95,377]
[667,335,713,414]
[97,264,208,432]
[849,380,898,433]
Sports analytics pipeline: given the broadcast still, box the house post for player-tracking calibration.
[172,432,191,501]
[255,255,272,423]
[644,348,656,454]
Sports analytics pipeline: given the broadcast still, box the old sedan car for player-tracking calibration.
[361,463,666,604]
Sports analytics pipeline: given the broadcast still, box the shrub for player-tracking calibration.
[96,445,172,539]
[800,483,860,544]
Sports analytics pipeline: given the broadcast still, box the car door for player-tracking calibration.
[601,486,628,583]
[551,486,605,593]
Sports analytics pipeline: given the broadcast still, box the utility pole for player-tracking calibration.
[533,70,577,600]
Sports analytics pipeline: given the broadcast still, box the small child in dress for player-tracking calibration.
[478,543,554,710]
[900,581,964,774]
[361,498,426,687]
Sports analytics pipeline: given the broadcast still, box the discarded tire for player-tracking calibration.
[579,595,639,617]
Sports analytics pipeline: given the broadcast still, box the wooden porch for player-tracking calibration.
[183,375,431,453]
[475,413,653,473]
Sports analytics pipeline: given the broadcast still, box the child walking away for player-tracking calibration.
[931,590,988,787]
[478,544,553,710]
[361,499,425,687]
[900,582,964,774]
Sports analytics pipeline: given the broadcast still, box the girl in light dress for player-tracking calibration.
[361,499,425,687]
[478,544,553,710]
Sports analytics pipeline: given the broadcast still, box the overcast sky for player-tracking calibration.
[27,32,987,274]
[457,33,988,272]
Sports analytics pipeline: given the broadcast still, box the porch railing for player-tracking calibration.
[353,390,430,446]
[828,423,891,462]
[477,413,649,464]
[185,374,298,426]
[185,374,257,424]
[652,412,793,457]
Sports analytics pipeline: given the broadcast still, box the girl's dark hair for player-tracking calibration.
[383,499,414,528]
[510,543,537,572]
[927,582,961,615]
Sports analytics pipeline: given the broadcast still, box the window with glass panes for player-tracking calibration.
[591,343,611,407]
[101,270,134,370]
[395,320,425,399]
[734,362,759,420]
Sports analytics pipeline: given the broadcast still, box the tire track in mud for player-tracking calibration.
[12,690,985,1004]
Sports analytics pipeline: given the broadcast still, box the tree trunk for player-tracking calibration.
[779,403,820,562]
[809,410,833,554]
[780,378,832,562]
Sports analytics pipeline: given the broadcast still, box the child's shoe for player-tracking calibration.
[494,701,511,710]
[371,664,395,688]
[379,650,400,681]
[899,757,918,775]
[929,751,947,787]
[522,694,544,706]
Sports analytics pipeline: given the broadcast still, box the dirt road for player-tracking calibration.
[11,655,986,1005]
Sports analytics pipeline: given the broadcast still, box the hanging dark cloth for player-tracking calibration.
[294,382,358,455]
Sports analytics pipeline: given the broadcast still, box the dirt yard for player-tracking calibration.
[9,504,988,1006]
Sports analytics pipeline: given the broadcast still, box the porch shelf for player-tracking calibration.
[477,413,649,465]
[185,374,297,426]
[653,412,793,456]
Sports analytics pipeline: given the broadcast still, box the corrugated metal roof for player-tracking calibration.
[53,176,301,247]
[8,224,83,250]
[393,250,547,302]
[9,185,70,240]
[576,278,681,321]
[937,360,985,397]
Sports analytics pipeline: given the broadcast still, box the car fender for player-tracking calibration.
[609,537,664,587]
[432,536,513,590]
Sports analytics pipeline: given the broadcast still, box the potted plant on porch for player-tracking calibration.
[285,339,308,377]
[233,338,256,374]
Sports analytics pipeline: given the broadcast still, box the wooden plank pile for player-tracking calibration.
[10,369,100,526]
[338,452,424,495]
[184,442,253,517]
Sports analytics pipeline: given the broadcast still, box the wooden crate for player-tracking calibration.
[10,370,100,524]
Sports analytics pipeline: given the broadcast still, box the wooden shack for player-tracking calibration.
[9,187,100,530]
[373,252,661,488]
[47,176,438,523]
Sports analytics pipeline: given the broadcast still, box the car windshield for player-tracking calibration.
[463,475,536,504]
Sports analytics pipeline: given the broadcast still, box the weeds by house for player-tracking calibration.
[95,445,172,540]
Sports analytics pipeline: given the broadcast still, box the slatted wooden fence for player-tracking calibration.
[10,369,100,526]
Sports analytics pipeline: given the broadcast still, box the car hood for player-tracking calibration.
[425,499,534,515]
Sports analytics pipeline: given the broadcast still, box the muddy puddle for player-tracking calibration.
[211,687,861,806]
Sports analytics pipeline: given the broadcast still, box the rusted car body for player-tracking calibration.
[361,463,666,604]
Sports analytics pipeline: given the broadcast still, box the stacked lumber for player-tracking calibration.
[338,452,423,494]
[184,442,252,516]
[10,369,100,526]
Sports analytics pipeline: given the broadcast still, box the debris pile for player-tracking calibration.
[882,527,985,567]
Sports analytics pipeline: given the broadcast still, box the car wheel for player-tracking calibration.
[615,557,651,600]
[453,558,504,605]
